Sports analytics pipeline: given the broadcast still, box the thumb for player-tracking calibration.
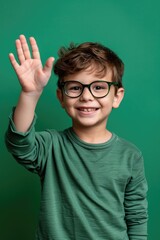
[43,57,54,75]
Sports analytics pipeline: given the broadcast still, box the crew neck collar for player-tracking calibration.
[66,127,117,150]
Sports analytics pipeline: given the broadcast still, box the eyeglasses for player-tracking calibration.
[59,80,120,98]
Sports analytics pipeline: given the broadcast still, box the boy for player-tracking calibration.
[5,35,148,239]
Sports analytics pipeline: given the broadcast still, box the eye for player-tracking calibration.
[66,82,82,92]
[92,82,108,91]
[70,86,81,91]
[94,85,105,90]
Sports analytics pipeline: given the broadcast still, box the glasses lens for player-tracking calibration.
[64,81,82,97]
[91,81,109,98]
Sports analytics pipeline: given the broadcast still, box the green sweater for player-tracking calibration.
[5,115,148,240]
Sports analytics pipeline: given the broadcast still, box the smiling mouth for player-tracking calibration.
[77,107,99,112]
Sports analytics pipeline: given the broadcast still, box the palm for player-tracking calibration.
[9,35,54,93]
[16,58,47,92]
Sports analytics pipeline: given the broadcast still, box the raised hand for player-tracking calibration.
[9,35,54,94]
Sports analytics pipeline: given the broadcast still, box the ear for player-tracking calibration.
[56,89,65,108]
[112,88,124,108]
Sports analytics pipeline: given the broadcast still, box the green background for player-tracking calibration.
[1,0,159,239]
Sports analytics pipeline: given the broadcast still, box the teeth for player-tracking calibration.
[79,108,96,112]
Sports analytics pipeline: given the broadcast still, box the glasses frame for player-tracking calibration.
[59,80,120,98]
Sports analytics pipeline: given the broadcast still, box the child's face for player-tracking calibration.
[57,67,124,130]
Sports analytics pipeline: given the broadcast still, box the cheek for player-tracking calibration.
[100,98,114,108]
[63,103,76,118]
[62,99,76,111]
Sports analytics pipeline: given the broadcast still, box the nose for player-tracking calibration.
[79,86,94,101]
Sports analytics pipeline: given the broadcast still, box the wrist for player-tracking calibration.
[18,91,41,112]
[21,89,42,99]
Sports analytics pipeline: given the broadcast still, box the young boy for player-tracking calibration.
[5,35,148,240]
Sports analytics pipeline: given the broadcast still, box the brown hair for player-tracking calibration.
[53,42,124,88]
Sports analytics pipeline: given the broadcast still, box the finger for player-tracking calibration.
[16,39,25,64]
[9,53,20,72]
[19,34,31,59]
[43,57,54,75]
[29,37,41,60]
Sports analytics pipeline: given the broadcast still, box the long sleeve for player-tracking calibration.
[5,112,52,176]
[124,154,148,240]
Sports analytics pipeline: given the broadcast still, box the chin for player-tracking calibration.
[73,120,103,129]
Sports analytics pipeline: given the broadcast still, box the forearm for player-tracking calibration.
[13,91,41,132]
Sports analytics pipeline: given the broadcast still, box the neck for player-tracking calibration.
[72,125,112,144]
